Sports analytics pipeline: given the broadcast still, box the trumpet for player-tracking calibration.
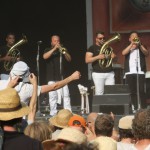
[58,45,67,54]
[133,37,140,45]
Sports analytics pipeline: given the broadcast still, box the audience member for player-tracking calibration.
[111,127,119,142]
[56,127,87,145]
[0,61,81,104]
[117,115,134,150]
[91,114,117,150]
[64,142,98,150]
[49,109,73,139]
[0,88,43,150]
[132,109,150,150]
[24,121,52,142]
[42,140,63,150]
[7,72,38,124]
[68,115,86,133]
[87,112,98,133]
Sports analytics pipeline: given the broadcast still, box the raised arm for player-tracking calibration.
[140,44,149,56]
[40,71,81,93]
[27,73,38,123]
[43,46,57,60]
[122,43,133,56]
[64,51,71,62]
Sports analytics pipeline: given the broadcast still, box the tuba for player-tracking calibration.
[99,33,121,68]
[4,35,27,71]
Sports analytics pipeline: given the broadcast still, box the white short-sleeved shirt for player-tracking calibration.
[0,79,41,104]
[125,48,144,75]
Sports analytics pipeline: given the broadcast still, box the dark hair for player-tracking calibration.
[42,140,63,150]
[95,114,114,137]
[132,109,150,140]
[64,143,98,150]
[118,128,134,141]
[129,31,138,35]
[95,31,104,36]
[0,118,22,131]
[6,32,15,38]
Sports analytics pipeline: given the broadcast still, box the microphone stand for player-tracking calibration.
[136,48,141,110]
[59,52,64,107]
[36,41,42,116]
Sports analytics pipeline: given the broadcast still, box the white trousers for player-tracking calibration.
[48,81,71,116]
[92,72,115,95]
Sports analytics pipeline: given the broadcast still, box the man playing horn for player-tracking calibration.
[85,31,116,95]
[0,33,21,80]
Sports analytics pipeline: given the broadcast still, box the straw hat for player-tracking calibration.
[10,61,30,82]
[118,115,134,129]
[49,109,73,128]
[0,88,30,121]
[68,115,86,128]
[56,127,87,144]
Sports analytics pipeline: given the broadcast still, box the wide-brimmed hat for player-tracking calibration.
[10,61,30,83]
[118,115,134,129]
[49,109,73,128]
[56,127,87,144]
[0,88,30,121]
[68,115,86,128]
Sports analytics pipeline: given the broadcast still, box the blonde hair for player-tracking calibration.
[24,121,52,142]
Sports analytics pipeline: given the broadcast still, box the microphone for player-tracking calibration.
[37,41,42,44]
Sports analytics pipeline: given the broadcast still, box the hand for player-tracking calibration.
[111,53,116,59]
[110,112,115,120]
[17,57,21,61]
[98,54,105,60]
[4,55,13,61]
[29,73,37,85]
[53,43,60,51]
[70,71,81,80]
[85,127,96,141]
[7,76,20,88]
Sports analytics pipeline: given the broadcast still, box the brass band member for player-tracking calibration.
[85,31,116,95]
[0,33,21,80]
[122,31,149,112]
[43,35,72,116]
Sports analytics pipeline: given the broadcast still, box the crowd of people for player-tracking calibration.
[0,84,150,150]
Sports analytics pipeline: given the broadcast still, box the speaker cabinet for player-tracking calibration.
[92,94,131,115]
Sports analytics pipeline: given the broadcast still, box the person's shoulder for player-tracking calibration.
[18,134,43,149]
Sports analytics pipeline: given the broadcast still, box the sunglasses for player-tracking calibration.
[97,37,105,40]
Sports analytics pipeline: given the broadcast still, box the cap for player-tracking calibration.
[118,115,134,129]
[10,61,30,82]
[68,115,86,128]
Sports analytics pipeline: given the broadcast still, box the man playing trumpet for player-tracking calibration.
[43,35,72,116]
[122,31,149,112]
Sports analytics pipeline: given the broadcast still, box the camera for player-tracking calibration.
[18,78,23,82]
